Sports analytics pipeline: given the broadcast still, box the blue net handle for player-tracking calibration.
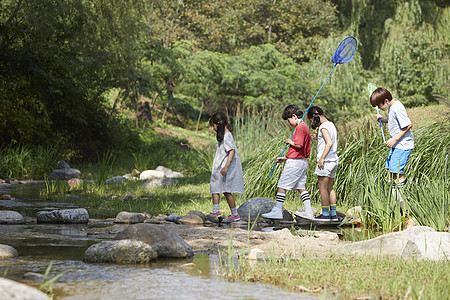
[331,36,357,64]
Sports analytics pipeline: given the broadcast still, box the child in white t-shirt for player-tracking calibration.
[370,87,414,206]
[307,106,339,222]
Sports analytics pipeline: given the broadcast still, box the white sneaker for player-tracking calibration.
[262,207,283,220]
[295,211,314,220]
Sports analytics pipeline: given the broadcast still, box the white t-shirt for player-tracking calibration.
[317,121,338,162]
[388,100,414,150]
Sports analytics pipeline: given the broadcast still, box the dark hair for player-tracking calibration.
[209,112,231,142]
[307,106,329,129]
[370,87,393,107]
[282,105,303,120]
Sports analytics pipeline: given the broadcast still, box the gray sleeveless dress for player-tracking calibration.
[210,132,245,194]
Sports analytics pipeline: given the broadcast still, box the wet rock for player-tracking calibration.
[339,226,450,260]
[0,244,19,259]
[237,197,293,222]
[0,278,50,300]
[0,183,13,190]
[0,194,12,200]
[48,168,81,181]
[36,208,89,224]
[140,170,165,179]
[165,214,181,223]
[23,272,44,281]
[141,178,178,190]
[114,211,146,224]
[0,210,25,224]
[115,223,194,258]
[205,213,221,223]
[84,239,157,263]
[179,214,204,225]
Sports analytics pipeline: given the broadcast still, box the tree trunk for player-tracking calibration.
[196,101,204,133]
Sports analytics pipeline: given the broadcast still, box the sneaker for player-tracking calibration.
[262,207,283,220]
[295,211,314,220]
[228,214,240,222]
[313,214,331,222]
[209,211,222,217]
[329,215,339,222]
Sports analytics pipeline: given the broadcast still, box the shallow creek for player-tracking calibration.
[0,184,318,299]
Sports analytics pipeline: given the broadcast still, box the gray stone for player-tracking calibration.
[0,194,12,200]
[105,176,127,184]
[186,210,206,222]
[0,183,13,190]
[165,214,181,223]
[0,244,19,259]
[205,213,221,223]
[115,223,194,258]
[0,210,25,224]
[56,160,71,169]
[340,226,450,260]
[84,239,157,263]
[23,272,44,281]
[36,208,89,224]
[237,197,293,222]
[0,278,50,300]
[114,211,146,224]
[47,168,81,181]
[141,178,178,190]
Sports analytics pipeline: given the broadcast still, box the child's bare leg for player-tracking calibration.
[211,193,221,215]
[224,192,236,208]
[212,193,220,204]
[327,178,336,206]
[317,176,330,207]
[224,193,239,218]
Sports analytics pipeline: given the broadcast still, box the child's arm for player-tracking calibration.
[318,128,333,169]
[276,156,287,163]
[220,149,235,175]
[285,138,303,149]
[386,124,412,147]
[376,114,388,123]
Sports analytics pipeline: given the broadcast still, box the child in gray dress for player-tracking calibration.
[209,112,244,222]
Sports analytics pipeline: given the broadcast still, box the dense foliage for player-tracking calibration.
[1,0,448,159]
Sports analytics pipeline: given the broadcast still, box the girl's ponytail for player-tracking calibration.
[307,106,328,130]
[209,112,230,142]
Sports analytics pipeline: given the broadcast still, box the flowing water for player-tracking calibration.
[0,184,318,299]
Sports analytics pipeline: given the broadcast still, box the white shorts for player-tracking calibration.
[277,158,308,190]
[314,160,338,178]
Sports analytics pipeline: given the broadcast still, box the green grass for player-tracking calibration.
[221,253,449,299]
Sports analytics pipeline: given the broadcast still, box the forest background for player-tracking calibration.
[1,0,448,163]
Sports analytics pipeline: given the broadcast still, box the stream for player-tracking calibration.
[0,183,318,299]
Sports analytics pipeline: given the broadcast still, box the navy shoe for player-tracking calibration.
[330,215,339,222]
[313,214,331,222]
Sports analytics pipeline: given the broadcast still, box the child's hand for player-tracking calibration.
[376,114,383,121]
[385,138,396,148]
[310,133,318,140]
[220,166,229,176]
[276,156,287,163]
[285,138,294,146]
[317,158,325,169]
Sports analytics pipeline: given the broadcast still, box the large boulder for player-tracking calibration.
[0,244,19,259]
[141,178,178,190]
[84,239,157,263]
[237,197,293,222]
[36,208,89,224]
[339,226,450,261]
[0,278,50,300]
[155,166,184,178]
[140,170,165,180]
[0,210,26,224]
[47,168,81,181]
[115,223,193,258]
